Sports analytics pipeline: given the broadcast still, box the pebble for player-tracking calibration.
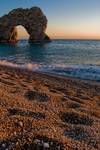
[18,121,23,127]
[34,139,41,144]
[14,131,17,135]
[43,142,50,148]
[2,143,6,148]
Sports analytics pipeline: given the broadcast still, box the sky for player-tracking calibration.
[1,0,100,39]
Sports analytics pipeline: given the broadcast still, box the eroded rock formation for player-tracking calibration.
[0,7,51,43]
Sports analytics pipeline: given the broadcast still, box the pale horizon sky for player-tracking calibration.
[1,0,100,39]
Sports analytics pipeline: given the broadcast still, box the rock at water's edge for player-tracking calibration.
[0,6,51,43]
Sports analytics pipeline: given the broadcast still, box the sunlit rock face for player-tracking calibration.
[0,7,51,43]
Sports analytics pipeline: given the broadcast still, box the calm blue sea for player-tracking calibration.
[0,39,100,81]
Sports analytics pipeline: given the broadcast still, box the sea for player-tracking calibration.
[0,39,100,81]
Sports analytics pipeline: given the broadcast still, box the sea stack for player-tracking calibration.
[0,7,51,43]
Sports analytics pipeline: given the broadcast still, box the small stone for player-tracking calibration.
[16,142,19,146]
[43,142,50,148]
[14,131,17,135]
[34,139,41,144]
[2,143,6,148]
[18,121,23,127]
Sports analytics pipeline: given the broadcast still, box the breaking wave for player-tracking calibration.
[0,60,41,70]
[0,60,100,81]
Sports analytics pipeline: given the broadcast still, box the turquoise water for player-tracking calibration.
[0,40,100,81]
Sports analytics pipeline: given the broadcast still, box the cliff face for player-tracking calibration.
[0,7,51,43]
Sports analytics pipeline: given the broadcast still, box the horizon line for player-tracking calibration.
[18,38,100,41]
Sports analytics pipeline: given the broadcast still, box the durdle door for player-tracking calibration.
[0,7,51,44]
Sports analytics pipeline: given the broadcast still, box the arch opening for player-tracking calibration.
[9,25,30,43]
[15,25,30,41]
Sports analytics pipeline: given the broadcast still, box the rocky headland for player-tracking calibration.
[0,7,51,43]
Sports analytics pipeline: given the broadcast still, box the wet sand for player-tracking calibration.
[0,65,100,150]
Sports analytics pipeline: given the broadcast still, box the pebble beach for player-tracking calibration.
[0,65,100,150]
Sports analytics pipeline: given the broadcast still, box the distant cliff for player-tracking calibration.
[0,6,51,43]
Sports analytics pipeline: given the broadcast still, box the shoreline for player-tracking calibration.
[0,63,100,84]
[0,59,100,83]
[0,65,100,149]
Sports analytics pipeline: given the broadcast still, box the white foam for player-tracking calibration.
[0,60,18,68]
[0,60,41,71]
[0,60,100,81]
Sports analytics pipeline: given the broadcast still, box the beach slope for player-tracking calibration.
[0,65,100,150]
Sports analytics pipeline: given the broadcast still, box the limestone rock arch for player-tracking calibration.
[0,7,51,43]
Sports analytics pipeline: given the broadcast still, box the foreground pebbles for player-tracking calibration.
[0,66,100,150]
[0,136,64,150]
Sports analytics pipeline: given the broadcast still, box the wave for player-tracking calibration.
[0,60,41,70]
[0,60,100,81]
